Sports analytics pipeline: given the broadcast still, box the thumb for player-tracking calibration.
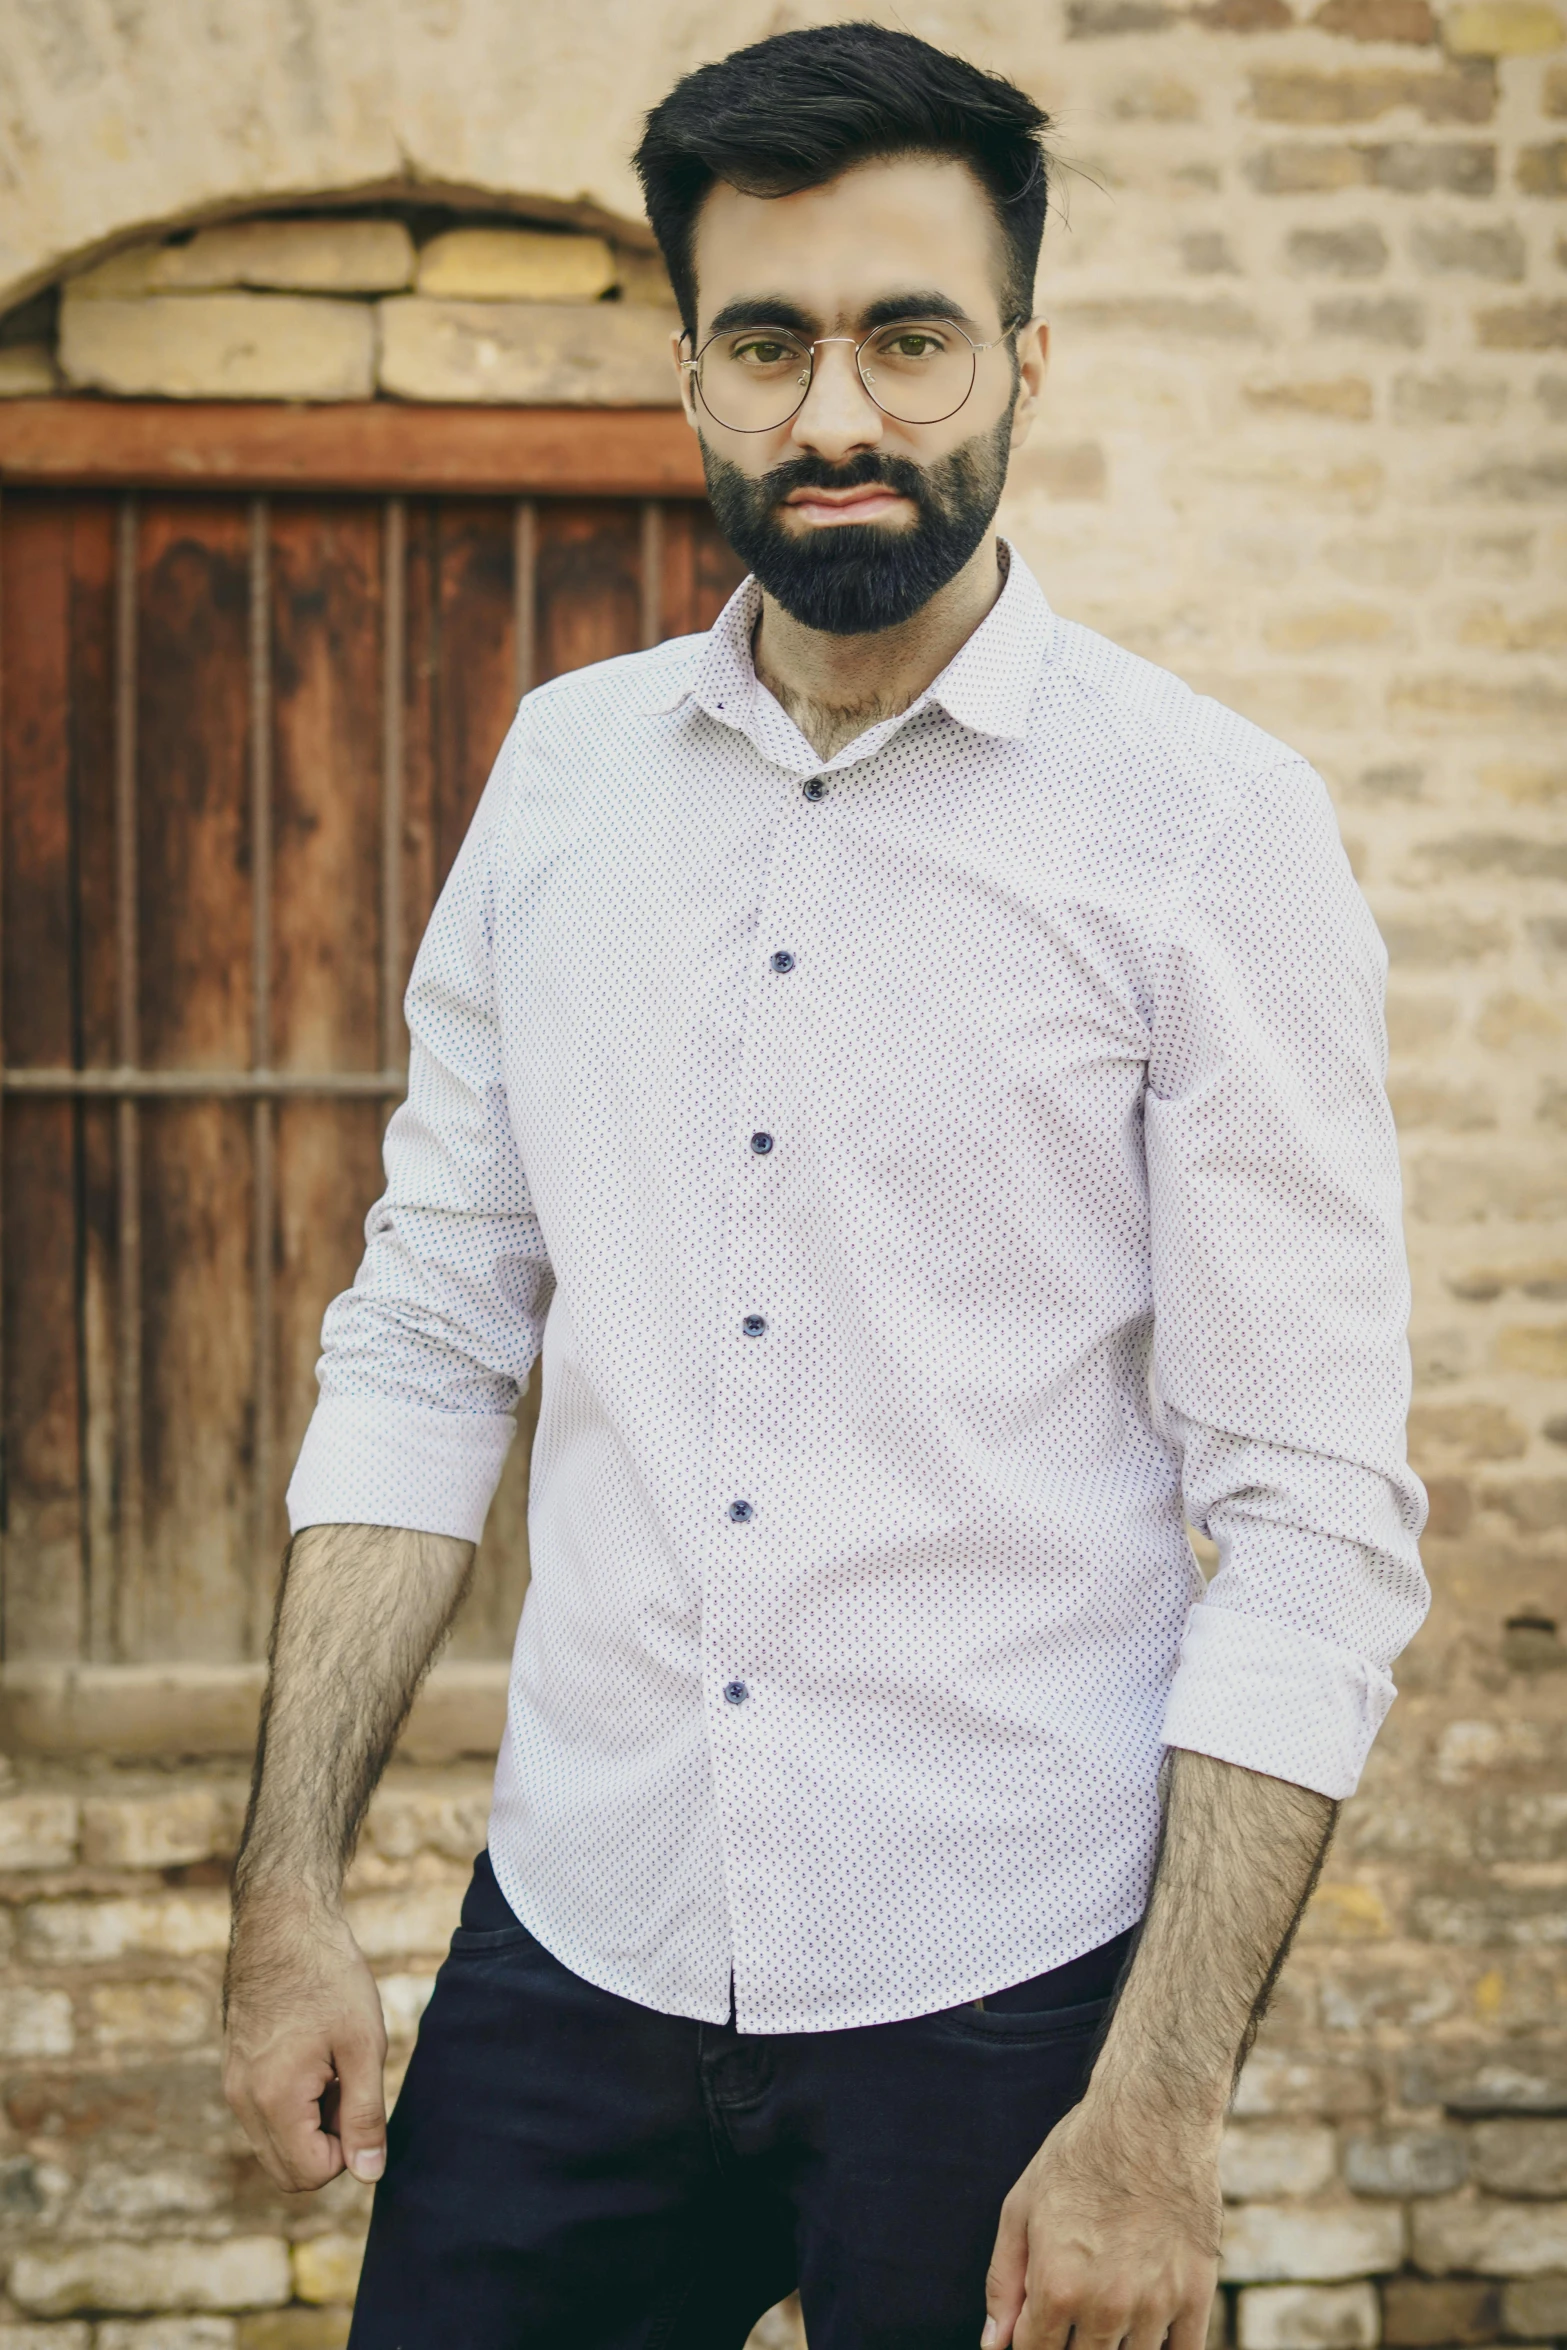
[983,2196,1029,2348]
[333,2030,388,2185]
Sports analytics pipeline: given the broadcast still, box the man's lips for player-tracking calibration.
[782,484,914,529]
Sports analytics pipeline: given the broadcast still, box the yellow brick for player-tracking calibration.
[1476,991,1563,1048]
[1460,603,1567,650]
[0,1793,80,1871]
[415,228,615,303]
[90,1978,211,2050]
[1481,760,1567,802]
[1264,602,1396,649]
[22,1891,230,1963]
[1496,1323,1567,1374]
[1301,1880,1395,1939]
[1446,0,1563,49]
[81,1784,240,1870]
[291,2234,365,2306]
[1243,377,1374,420]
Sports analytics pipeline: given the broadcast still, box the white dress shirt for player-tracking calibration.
[288,546,1429,2034]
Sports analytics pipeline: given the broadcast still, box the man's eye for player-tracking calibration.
[734,339,797,367]
[886,333,941,358]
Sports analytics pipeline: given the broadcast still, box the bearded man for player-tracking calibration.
[223,24,1429,2350]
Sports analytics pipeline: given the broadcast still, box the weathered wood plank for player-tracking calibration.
[0,403,707,497]
[0,497,88,1657]
[536,498,643,687]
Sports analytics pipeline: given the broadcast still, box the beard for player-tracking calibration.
[699,406,1014,637]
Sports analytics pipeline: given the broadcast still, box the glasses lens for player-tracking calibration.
[697,329,814,432]
[857,320,977,426]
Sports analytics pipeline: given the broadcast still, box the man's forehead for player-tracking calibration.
[691,153,1006,325]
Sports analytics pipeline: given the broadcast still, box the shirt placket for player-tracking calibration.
[700,750,838,2005]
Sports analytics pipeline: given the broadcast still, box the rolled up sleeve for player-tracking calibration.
[1147,756,1429,1799]
[287,721,552,1545]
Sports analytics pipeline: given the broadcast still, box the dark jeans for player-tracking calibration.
[350,1852,1133,2350]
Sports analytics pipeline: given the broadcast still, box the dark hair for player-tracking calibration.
[634,23,1051,339]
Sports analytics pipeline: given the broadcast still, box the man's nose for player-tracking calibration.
[788,340,885,463]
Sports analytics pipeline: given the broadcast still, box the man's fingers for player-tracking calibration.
[330,2028,389,2184]
[981,2193,1030,2347]
[228,2068,347,2195]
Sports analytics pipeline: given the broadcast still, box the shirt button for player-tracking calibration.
[750,1131,774,1155]
[802,777,828,801]
[724,1680,749,1705]
[728,1499,753,1522]
[770,950,795,973]
[741,1314,767,1337]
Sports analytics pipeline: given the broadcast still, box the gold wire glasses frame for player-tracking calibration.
[681,315,1027,435]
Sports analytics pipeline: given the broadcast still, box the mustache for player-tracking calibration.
[758,451,936,506]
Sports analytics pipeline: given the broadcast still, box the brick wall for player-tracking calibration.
[0,0,1563,2340]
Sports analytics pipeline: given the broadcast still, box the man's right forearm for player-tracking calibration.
[224,1522,474,2190]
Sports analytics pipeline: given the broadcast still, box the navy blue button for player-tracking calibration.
[750,1130,773,1155]
[770,950,795,973]
[742,1314,766,1337]
[724,1680,749,1705]
[803,777,828,801]
[728,1500,753,1522]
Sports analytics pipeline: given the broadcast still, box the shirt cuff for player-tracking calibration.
[286,1392,516,1546]
[1159,1599,1396,1801]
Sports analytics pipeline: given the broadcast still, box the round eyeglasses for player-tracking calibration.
[681,315,1025,435]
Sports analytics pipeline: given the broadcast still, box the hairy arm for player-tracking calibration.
[984,1748,1336,2350]
[223,1523,474,2192]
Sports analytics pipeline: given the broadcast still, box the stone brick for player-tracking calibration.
[1389,673,1567,728]
[1381,2275,1504,2344]
[1446,0,1565,46]
[0,345,55,395]
[58,294,374,401]
[1246,379,1374,419]
[76,2159,225,2222]
[1220,2202,1406,2281]
[342,1886,463,1960]
[1314,294,1426,346]
[1341,2129,1469,2194]
[613,246,676,305]
[1503,2279,1567,2335]
[1421,1473,1473,1534]
[1477,300,1567,348]
[1248,64,1495,122]
[1408,1402,1528,1459]
[0,1987,72,2060]
[1481,1478,1567,1529]
[1416,829,1567,876]
[0,1793,79,1870]
[97,2321,236,2349]
[236,2318,350,2350]
[373,1971,435,2041]
[69,220,415,296]
[1472,2116,1567,2194]
[80,1785,239,1870]
[90,1981,209,2061]
[1233,2056,1379,2119]
[1027,442,1109,500]
[21,1892,229,1963]
[1236,2282,1379,2350]
[1221,2125,1338,2200]
[1476,994,1563,1050]
[1547,60,1567,106]
[1312,0,1438,33]
[1067,0,1177,33]
[1519,140,1567,191]
[1379,914,1507,963]
[1410,2193,1567,2273]
[1248,142,1496,195]
[1286,225,1388,276]
[1265,603,1394,648]
[376,297,679,404]
[1394,370,1507,422]
[416,227,615,302]
[1497,1324,1567,1374]
[1324,531,1443,587]
[1053,296,1262,338]
[1181,230,1240,272]
[1355,761,1425,799]
[290,2235,364,2305]
[0,2329,91,2350]
[1540,373,1567,419]
[1453,452,1567,498]
[1412,1159,1567,1222]
[8,2237,290,2316]
[1411,219,1526,277]
[363,1781,492,1864]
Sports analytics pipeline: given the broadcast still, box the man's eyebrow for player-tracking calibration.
[701,291,985,341]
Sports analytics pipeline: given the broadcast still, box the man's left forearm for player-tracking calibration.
[983,1748,1337,2350]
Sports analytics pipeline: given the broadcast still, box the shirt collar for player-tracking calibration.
[640,540,1056,756]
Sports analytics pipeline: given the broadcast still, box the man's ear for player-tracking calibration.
[672,329,701,432]
[1009,318,1050,450]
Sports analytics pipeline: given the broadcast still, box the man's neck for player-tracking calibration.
[752,532,1006,765]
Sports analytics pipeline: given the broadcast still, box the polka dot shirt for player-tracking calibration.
[288,547,1430,2034]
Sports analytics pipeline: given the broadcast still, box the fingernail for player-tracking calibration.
[349,2148,385,2182]
[981,2323,998,2348]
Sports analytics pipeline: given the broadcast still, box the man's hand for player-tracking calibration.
[224,1899,389,2192]
[982,2093,1220,2350]
[980,1748,1338,2350]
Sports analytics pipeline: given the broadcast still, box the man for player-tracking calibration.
[224,23,1428,2350]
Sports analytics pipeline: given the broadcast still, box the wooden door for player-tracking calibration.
[0,419,743,1666]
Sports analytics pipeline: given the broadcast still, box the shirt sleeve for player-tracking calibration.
[1146,755,1429,1800]
[286,720,552,1545]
